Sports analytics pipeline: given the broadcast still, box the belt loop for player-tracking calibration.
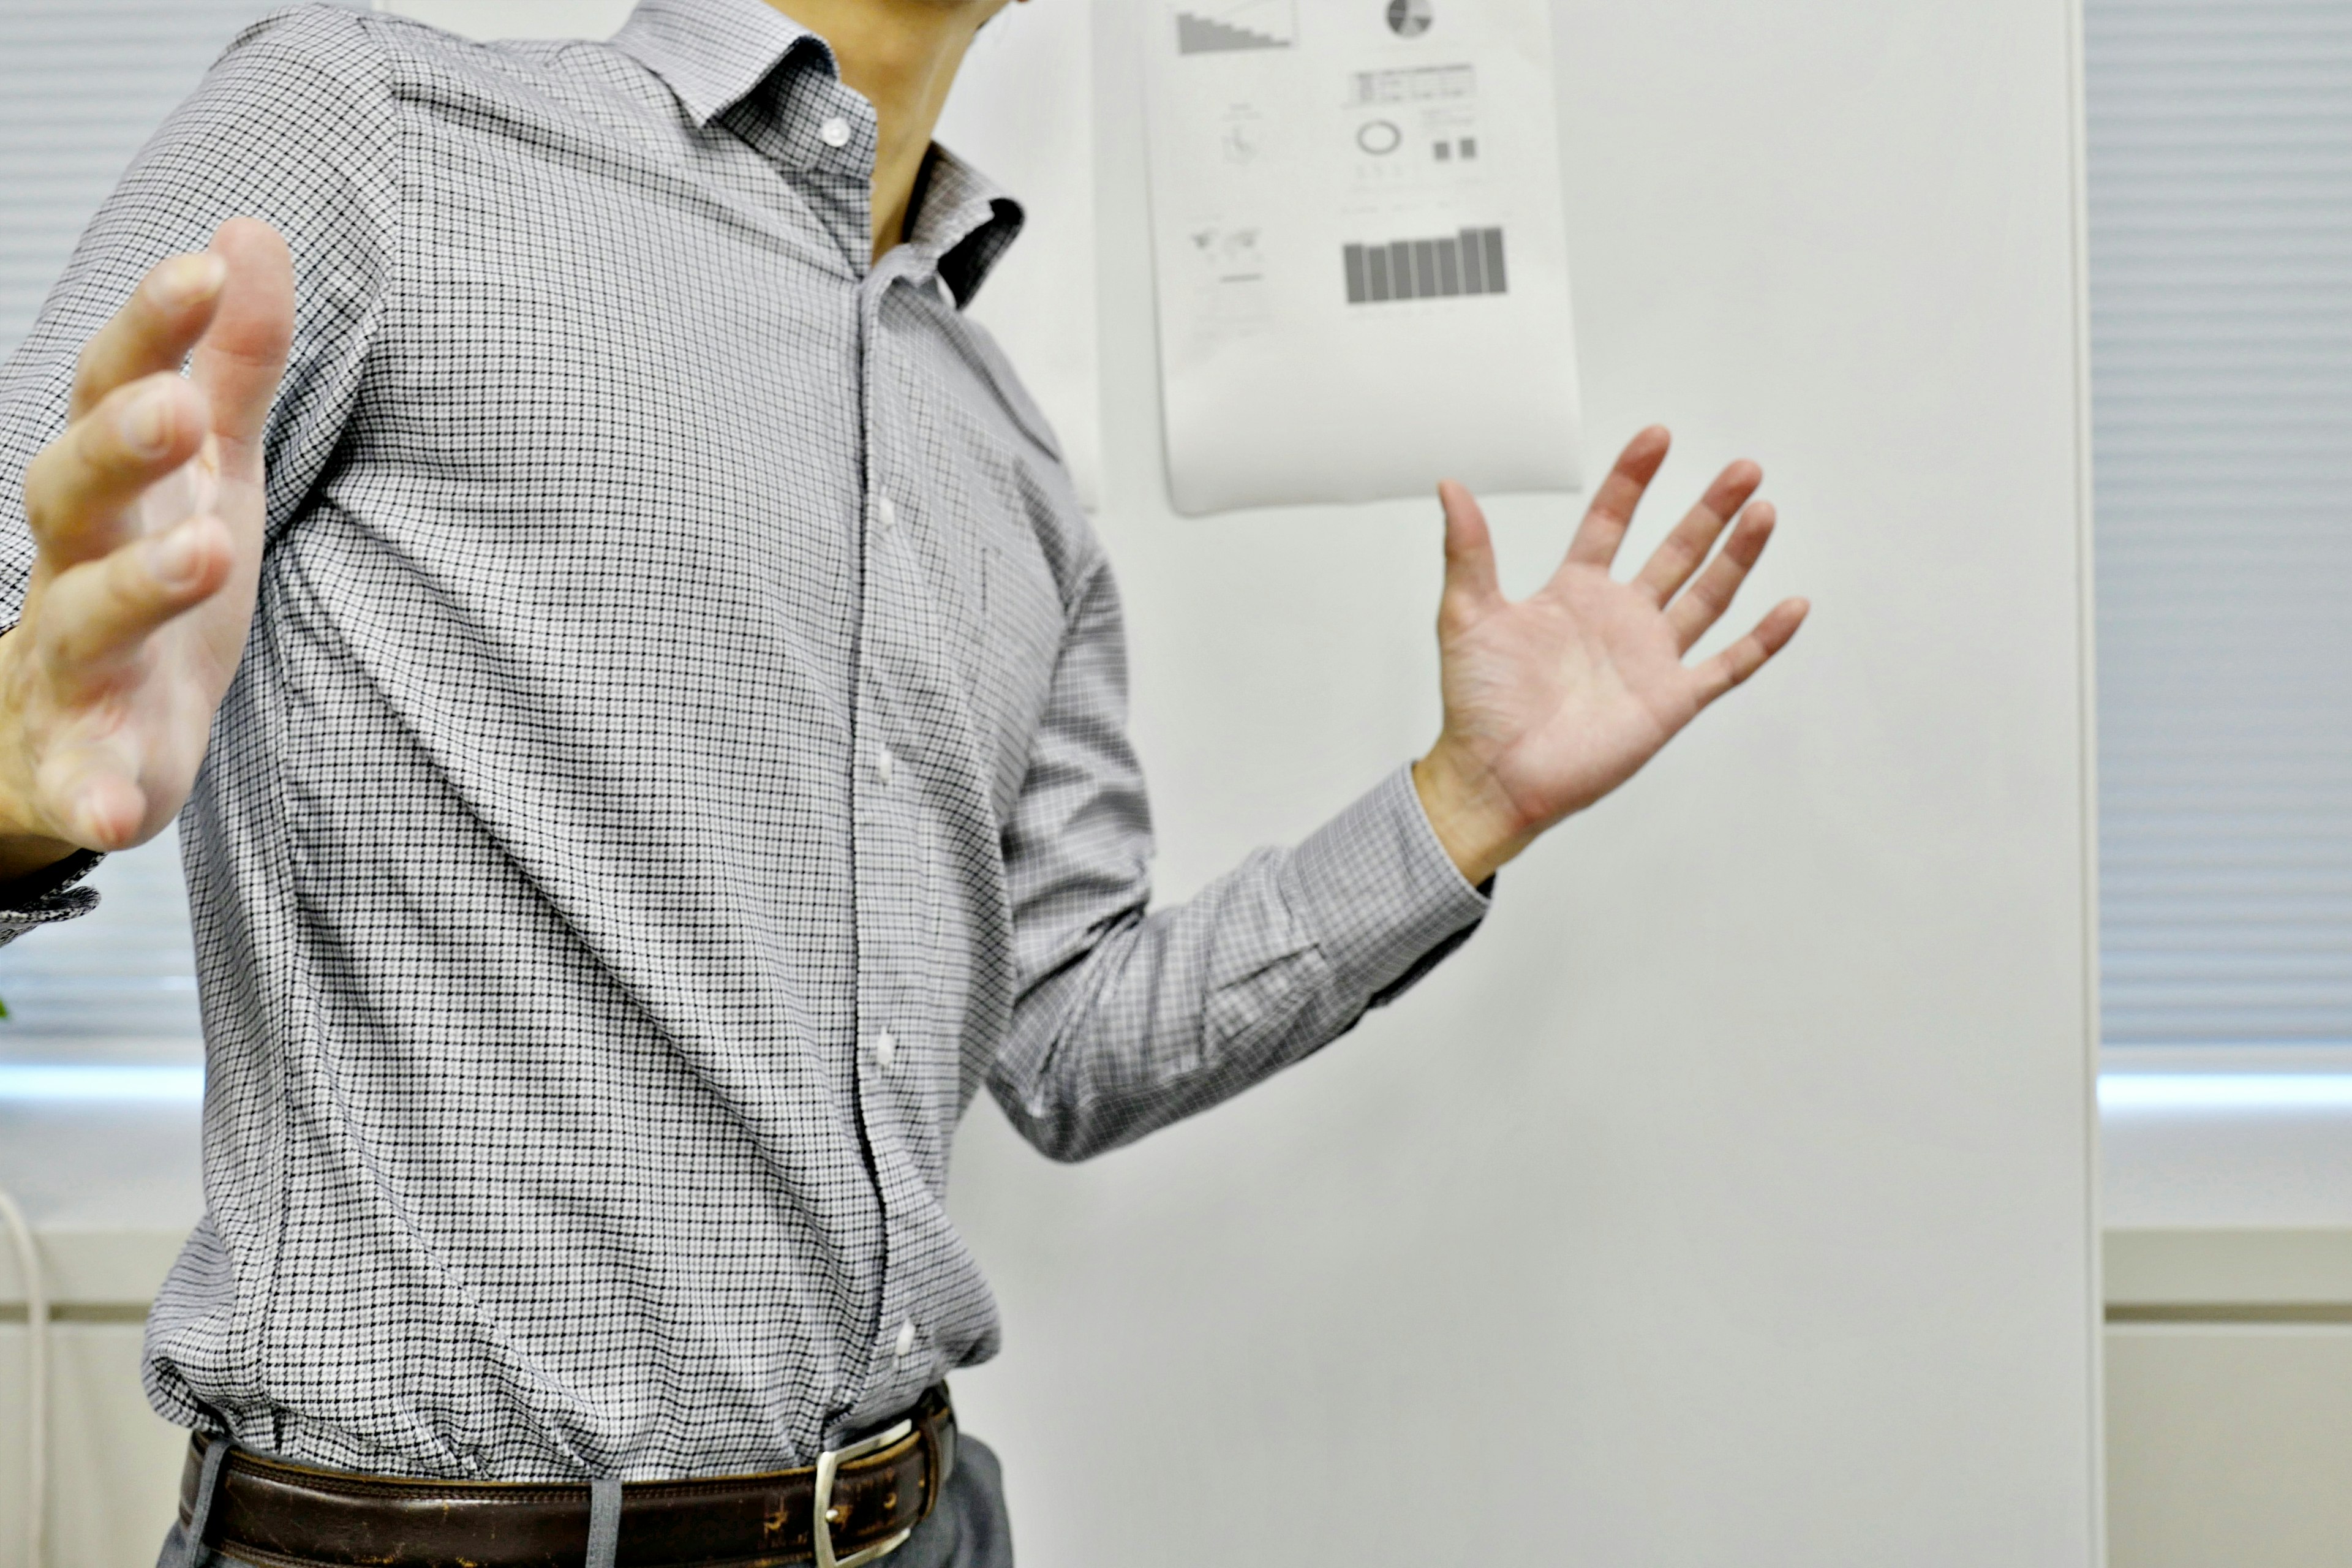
[179,1433,235,1568]
[584,1477,624,1568]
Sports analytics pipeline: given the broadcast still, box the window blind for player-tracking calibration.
[2085,1,2352,1052]
[0,2,355,1046]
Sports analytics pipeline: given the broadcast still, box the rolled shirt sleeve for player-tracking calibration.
[989,559,1490,1163]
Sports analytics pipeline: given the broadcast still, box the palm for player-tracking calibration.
[1449,564,1705,816]
[1420,428,1807,875]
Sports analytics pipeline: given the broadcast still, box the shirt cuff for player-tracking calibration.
[1278,764,1491,1009]
[0,848,105,949]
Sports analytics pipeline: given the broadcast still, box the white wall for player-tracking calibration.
[940,0,2103,1564]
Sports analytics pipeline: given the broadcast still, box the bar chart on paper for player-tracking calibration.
[1174,0,1296,55]
[1344,228,1509,303]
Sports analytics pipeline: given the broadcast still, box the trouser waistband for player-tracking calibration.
[175,1385,957,1568]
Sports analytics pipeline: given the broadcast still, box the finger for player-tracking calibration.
[189,219,295,462]
[1632,460,1762,606]
[1436,480,1503,628]
[22,374,213,564]
[1665,500,1776,652]
[67,252,227,421]
[1691,597,1810,707]
[34,514,235,676]
[1562,426,1672,570]
[36,746,149,853]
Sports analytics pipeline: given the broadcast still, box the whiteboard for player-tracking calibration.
[941,0,2105,1564]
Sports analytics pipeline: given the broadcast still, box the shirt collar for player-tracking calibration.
[907,145,1025,309]
[612,0,824,128]
[612,0,1027,305]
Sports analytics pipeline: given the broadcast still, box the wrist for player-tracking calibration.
[0,833,81,884]
[1411,741,1535,888]
[0,633,77,880]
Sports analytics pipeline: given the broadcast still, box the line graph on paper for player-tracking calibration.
[1174,0,1297,55]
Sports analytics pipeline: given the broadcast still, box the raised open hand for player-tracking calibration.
[0,219,293,878]
[1412,426,1809,884]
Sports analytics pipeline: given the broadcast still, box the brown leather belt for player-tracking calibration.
[178,1387,956,1568]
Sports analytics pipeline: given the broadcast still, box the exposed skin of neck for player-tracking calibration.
[764,0,1022,264]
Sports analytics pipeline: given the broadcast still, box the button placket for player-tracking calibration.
[847,238,902,1403]
[851,300,938,1404]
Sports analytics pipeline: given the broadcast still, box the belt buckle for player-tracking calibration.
[811,1418,915,1568]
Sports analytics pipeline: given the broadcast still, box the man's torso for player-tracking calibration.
[9,0,1091,1480]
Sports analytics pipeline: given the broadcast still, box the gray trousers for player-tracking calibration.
[158,1434,1014,1568]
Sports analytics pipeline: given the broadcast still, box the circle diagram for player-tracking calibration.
[1386,0,1432,37]
[1356,118,1403,156]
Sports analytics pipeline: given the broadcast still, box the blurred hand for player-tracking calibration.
[1413,426,1809,884]
[0,219,293,879]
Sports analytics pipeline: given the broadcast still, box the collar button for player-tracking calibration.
[819,116,852,148]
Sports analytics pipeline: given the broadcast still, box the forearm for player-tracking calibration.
[992,767,1489,1161]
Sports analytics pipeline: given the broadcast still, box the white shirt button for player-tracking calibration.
[820,116,852,148]
[874,747,894,788]
[873,1030,897,1070]
[894,1319,917,1357]
[874,494,897,532]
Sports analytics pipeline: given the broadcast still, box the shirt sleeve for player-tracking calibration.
[987,559,1492,1163]
[0,850,104,949]
[0,7,399,935]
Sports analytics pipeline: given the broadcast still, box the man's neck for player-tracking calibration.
[764,0,1009,265]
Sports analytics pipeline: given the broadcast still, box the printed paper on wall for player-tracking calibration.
[1144,0,1581,513]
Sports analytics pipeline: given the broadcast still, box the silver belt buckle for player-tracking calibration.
[811,1417,916,1568]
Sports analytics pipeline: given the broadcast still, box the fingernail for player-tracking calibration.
[121,384,176,456]
[144,523,204,588]
[153,253,227,309]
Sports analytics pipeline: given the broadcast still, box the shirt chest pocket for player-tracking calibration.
[974,531,1065,821]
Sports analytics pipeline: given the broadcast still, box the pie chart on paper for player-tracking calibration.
[1386,0,1433,37]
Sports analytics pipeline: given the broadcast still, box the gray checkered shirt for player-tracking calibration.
[0,0,1488,1481]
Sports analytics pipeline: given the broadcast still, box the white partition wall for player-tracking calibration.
[941,1,2104,1564]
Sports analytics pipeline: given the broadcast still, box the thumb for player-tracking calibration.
[1437,480,1502,625]
[188,218,294,466]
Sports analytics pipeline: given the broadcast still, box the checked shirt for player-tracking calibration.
[0,0,1488,1481]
